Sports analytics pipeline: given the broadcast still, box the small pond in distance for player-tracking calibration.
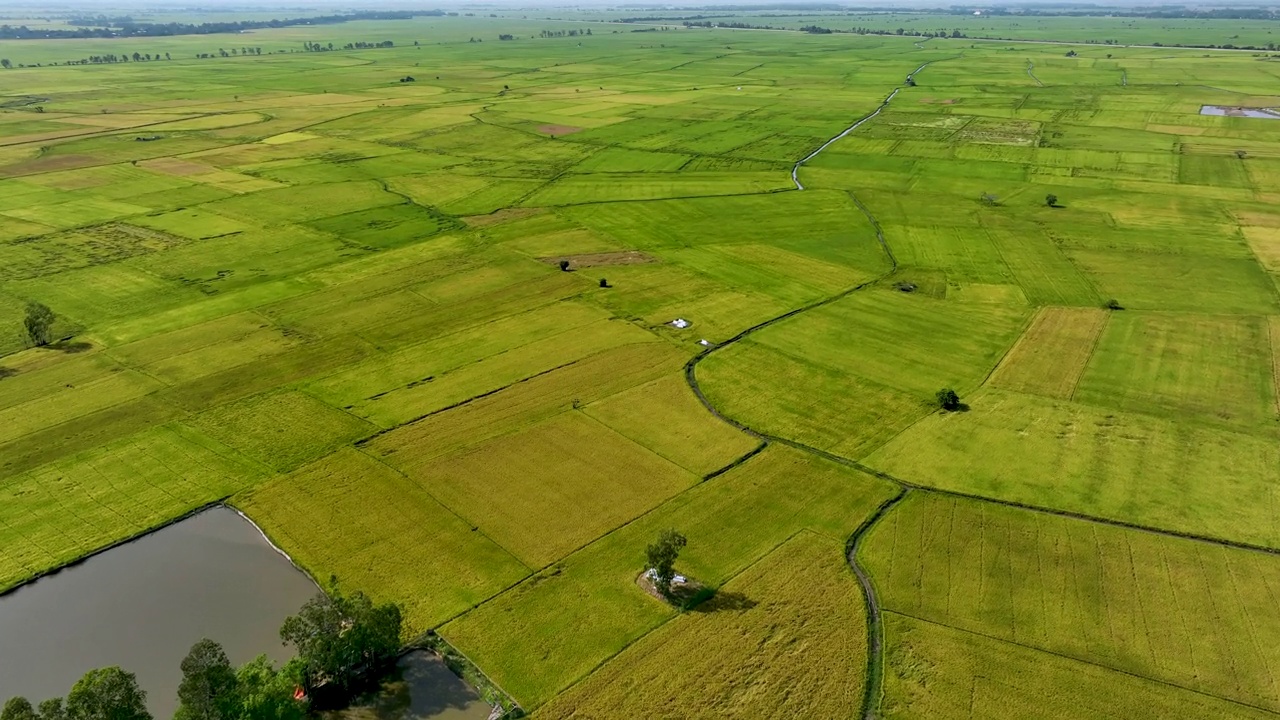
[0,507,318,718]
[1200,105,1280,119]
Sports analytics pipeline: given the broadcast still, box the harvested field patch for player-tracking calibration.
[538,250,656,268]
[138,157,215,177]
[1243,225,1280,272]
[538,532,866,719]
[0,423,267,592]
[881,614,1279,720]
[385,411,697,567]
[364,341,688,464]
[1073,311,1276,427]
[988,306,1107,399]
[188,390,375,472]
[864,492,1280,713]
[537,124,583,136]
[583,373,758,475]
[440,444,895,708]
[461,207,543,228]
[235,448,530,635]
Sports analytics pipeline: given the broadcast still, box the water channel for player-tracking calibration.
[0,507,318,718]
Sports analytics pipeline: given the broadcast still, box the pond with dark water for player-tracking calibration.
[0,507,318,718]
[323,652,493,720]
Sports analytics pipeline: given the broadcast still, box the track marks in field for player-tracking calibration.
[988,306,1107,399]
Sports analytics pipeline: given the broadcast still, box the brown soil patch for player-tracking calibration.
[0,154,99,178]
[462,207,543,228]
[540,250,656,269]
[1242,226,1280,272]
[140,157,214,177]
[537,124,583,136]
[1270,318,1280,418]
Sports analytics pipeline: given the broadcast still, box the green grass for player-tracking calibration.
[1,18,1280,716]
[1073,311,1277,428]
[188,390,376,472]
[865,388,1280,547]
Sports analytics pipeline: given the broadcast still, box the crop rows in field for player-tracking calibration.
[863,492,1280,712]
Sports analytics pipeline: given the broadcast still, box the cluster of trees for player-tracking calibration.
[0,587,403,720]
[0,11,443,40]
[536,29,591,38]
[11,51,172,67]
[498,34,516,41]
[343,41,394,50]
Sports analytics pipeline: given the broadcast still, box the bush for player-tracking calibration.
[1104,298,1123,310]
[1045,193,1058,207]
[935,388,961,411]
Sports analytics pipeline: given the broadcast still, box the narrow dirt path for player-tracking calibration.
[1027,60,1045,86]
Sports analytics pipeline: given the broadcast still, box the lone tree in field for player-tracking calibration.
[1045,193,1058,207]
[280,582,403,697]
[645,529,687,597]
[1104,298,1124,311]
[979,192,999,207]
[1236,149,1249,160]
[936,388,961,411]
[23,301,54,347]
[177,639,240,720]
[558,260,570,272]
[66,667,151,720]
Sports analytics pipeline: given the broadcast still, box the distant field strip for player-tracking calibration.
[988,306,1107,399]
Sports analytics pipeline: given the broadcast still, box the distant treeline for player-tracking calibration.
[624,4,1280,19]
[0,10,444,40]
[683,19,967,38]
[620,5,1280,22]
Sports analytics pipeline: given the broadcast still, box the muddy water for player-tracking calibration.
[0,507,318,718]
[324,651,493,720]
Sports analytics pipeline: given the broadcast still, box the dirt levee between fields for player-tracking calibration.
[537,124,583,136]
[540,250,657,268]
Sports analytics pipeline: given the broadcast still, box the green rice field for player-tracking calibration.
[2,9,1280,718]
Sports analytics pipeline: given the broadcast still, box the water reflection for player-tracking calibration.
[0,507,318,718]
[324,651,493,720]
[1200,105,1280,119]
